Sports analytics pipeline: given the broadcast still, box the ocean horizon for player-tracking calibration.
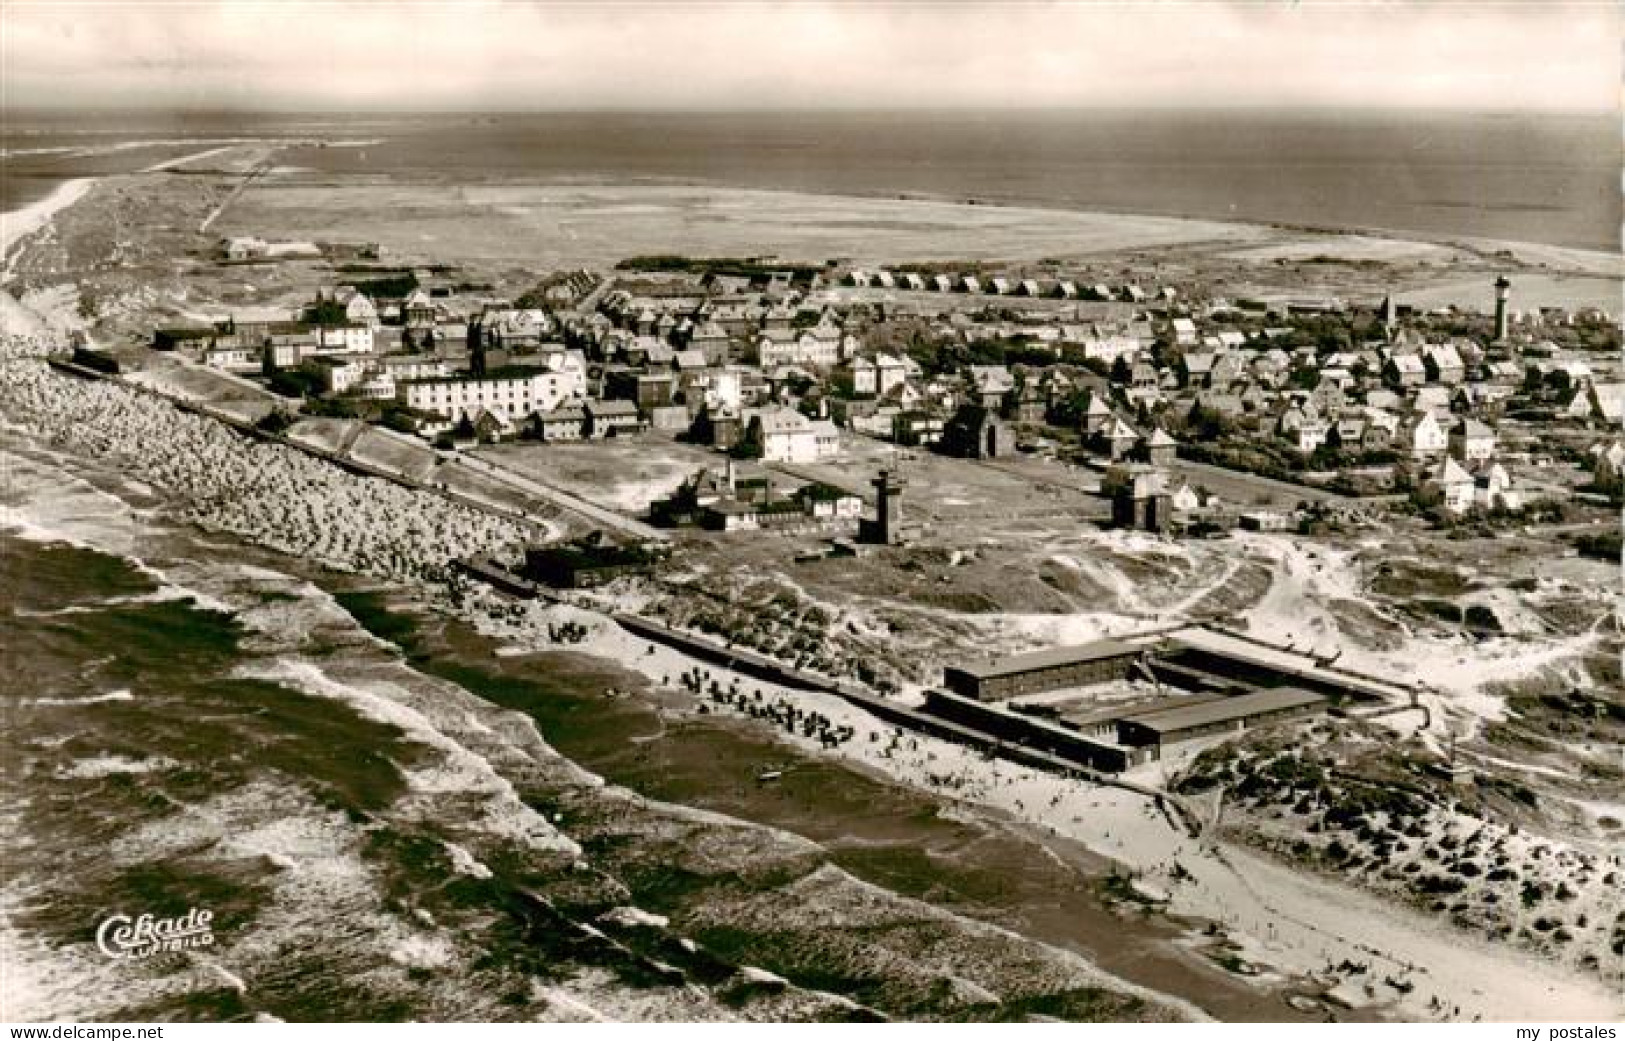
[3,108,1619,254]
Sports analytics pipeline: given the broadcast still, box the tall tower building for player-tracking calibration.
[859,469,918,546]
[1493,276,1511,342]
[871,469,904,545]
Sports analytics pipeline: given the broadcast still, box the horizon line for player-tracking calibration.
[5,101,1618,117]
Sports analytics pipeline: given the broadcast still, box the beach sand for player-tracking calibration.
[1,178,97,282]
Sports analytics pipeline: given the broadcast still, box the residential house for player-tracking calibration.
[744,406,841,463]
[402,288,437,329]
[968,365,1015,410]
[1061,323,1140,364]
[311,323,375,354]
[1448,419,1496,463]
[1425,457,1477,514]
[794,482,865,523]
[1178,351,1216,388]
[584,399,644,438]
[1588,440,1625,494]
[203,345,258,373]
[1422,343,1466,385]
[1384,354,1426,389]
[1135,427,1179,466]
[1474,462,1521,512]
[1307,381,1346,415]
[220,236,268,261]
[534,402,588,441]
[302,355,369,396]
[1097,417,1141,461]
[892,409,945,447]
[1566,382,1624,425]
[1403,410,1449,459]
[689,321,731,365]
[1412,386,1452,415]
[1079,392,1114,435]
[1209,352,1248,387]
[852,353,909,398]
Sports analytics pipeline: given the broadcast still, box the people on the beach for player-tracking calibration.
[1,351,528,586]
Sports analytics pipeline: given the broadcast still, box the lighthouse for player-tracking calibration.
[1493,276,1511,342]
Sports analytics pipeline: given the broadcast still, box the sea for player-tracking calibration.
[2,108,1619,252]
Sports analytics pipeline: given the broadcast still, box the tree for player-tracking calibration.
[304,299,347,325]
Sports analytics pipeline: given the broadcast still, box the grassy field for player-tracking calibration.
[217,179,1277,271]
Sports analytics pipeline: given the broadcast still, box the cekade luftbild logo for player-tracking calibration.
[95,907,216,960]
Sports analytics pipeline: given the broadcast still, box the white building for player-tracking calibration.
[399,358,587,424]
[204,346,258,373]
[852,353,909,397]
[1448,418,1496,463]
[304,355,369,395]
[754,324,852,368]
[745,406,841,464]
[1404,411,1449,459]
[1061,324,1141,364]
[381,357,452,382]
[311,324,375,354]
[1428,457,1477,514]
[338,291,380,328]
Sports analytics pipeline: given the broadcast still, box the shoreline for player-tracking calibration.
[404,170,1625,275]
[675,175,1624,274]
[0,176,97,283]
[7,147,1619,305]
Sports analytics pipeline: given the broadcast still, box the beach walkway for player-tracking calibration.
[461,450,669,543]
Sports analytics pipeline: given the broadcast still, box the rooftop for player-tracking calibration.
[1122,686,1324,735]
[948,639,1143,680]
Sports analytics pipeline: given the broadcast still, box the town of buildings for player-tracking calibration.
[99,250,1622,777]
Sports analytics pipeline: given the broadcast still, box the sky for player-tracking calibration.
[2,1,1619,113]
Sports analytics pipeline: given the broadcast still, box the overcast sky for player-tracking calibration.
[3,2,1618,112]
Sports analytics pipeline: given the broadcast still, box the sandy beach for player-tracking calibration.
[1,178,96,283]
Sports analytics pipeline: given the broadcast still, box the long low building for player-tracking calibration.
[943,639,1146,701]
[399,359,586,425]
[922,689,1150,773]
[1116,686,1325,753]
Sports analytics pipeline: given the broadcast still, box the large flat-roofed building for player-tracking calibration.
[943,639,1144,701]
[1116,686,1325,752]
